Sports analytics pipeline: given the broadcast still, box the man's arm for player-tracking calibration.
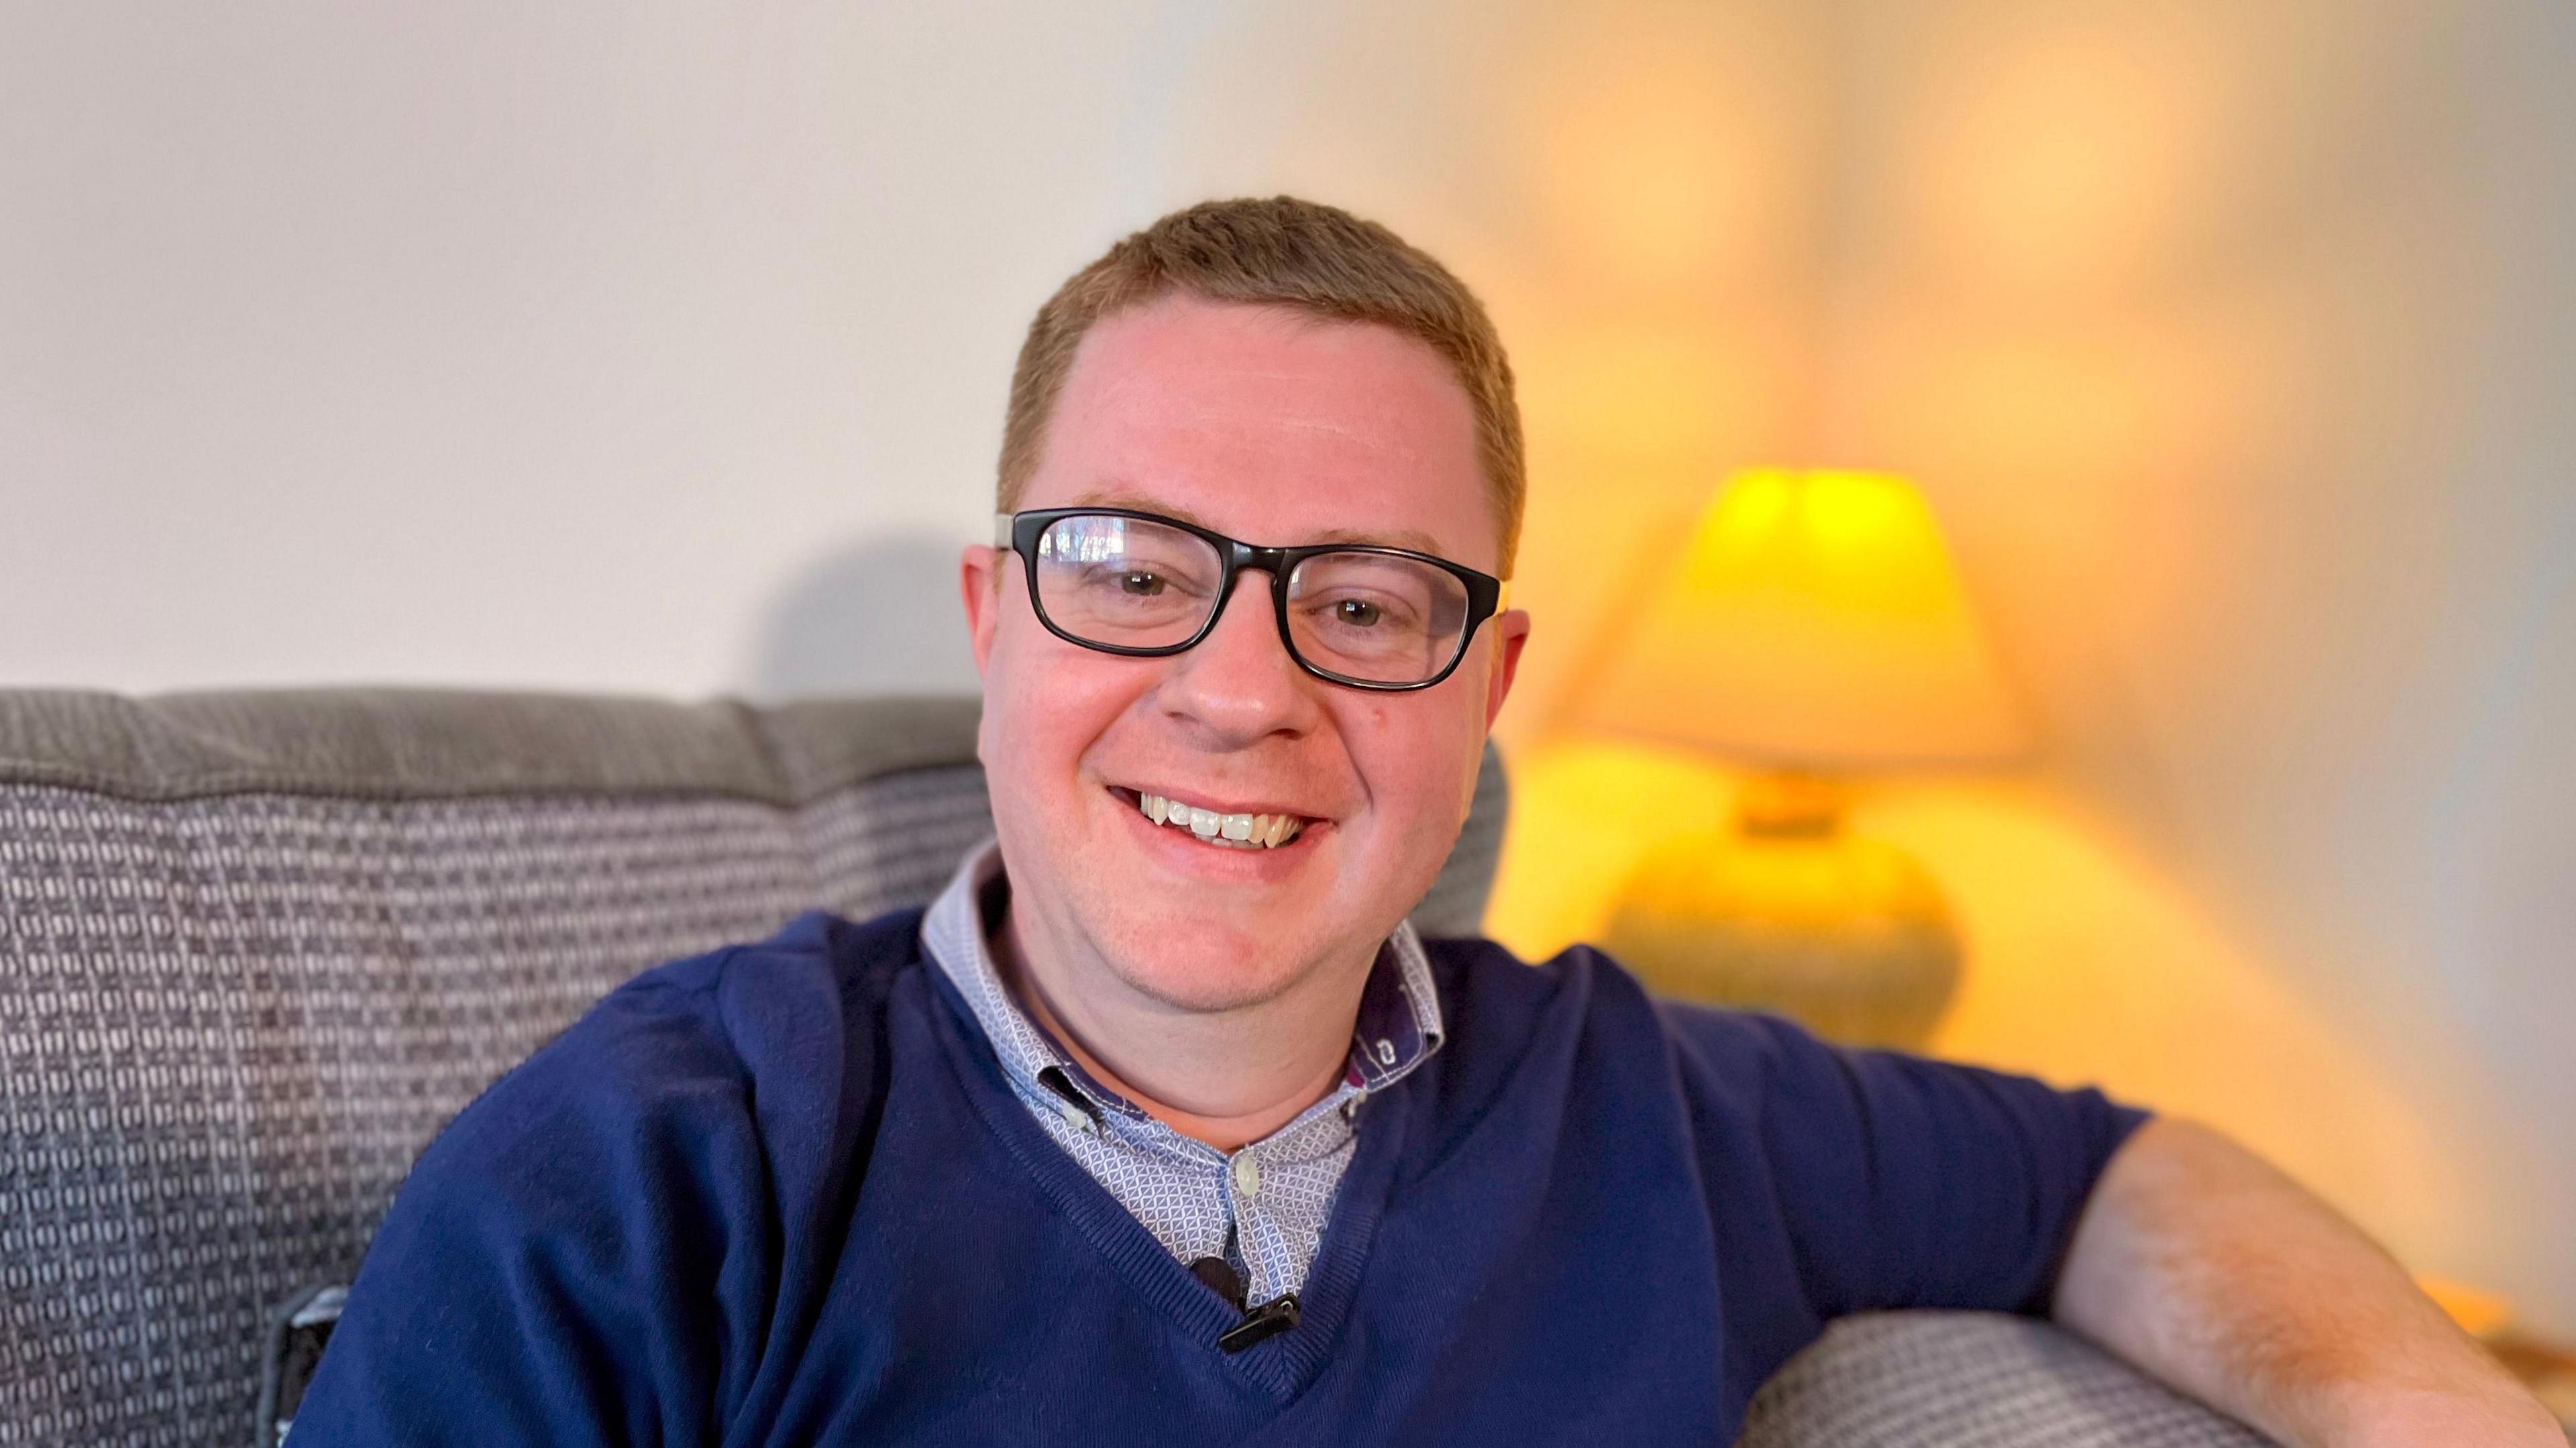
[2052,1117,2561,1447]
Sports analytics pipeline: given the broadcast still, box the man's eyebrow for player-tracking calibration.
[1065,489,1450,555]
[1304,524,1448,554]
[1068,490,1219,531]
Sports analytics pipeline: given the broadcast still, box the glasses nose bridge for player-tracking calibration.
[1205,539,1295,624]
[1223,540,1294,581]
[1199,541,1295,649]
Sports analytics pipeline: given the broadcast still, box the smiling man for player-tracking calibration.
[290,199,2559,1447]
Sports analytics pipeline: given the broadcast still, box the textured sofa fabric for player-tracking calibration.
[0,687,2271,1447]
[1739,1313,2274,1447]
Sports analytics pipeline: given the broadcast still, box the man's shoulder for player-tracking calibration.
[640,905,930,1042]
[566,905,921,1052]
[1415,932,1876,1111]
[1417,932,1616,1021]
[421,907,931,1182]
[1419,931,1774,1048]
[1413,933,1713,1109]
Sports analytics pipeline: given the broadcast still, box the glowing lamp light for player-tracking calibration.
[1576,469,2027,1048]
[1583,467,2027,769]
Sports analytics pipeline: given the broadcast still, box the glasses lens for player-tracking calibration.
[1285,551,1472,685]
[1032,513,1225,651]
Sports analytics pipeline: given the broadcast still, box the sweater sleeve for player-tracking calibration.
[1659,998,2150,1322]
[286,950,780,1447]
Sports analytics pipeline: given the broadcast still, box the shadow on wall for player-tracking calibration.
[749,534,983,699]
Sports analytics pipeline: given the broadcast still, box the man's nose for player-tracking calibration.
[1157,570,1320,743]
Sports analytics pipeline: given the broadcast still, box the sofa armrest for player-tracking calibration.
[1738,1311,2279,1447]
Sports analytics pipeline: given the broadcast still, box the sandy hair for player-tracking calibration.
[998,197,1525,574]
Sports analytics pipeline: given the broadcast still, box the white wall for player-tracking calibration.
[1,2,1238,696]
[6,0,2574,1332]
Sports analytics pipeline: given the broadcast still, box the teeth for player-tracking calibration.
[1132,793,1307,850]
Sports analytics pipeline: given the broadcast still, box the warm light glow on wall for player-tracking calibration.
[1512,5,1814,294]
[1908,33,2215,300]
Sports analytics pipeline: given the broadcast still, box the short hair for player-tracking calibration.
[998,197,1525,575]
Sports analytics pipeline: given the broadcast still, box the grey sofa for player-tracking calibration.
[0,687,2271,1447]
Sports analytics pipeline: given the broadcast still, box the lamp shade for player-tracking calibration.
[1575,469,2027,769]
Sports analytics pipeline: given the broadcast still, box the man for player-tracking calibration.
[291,198,2557,1445]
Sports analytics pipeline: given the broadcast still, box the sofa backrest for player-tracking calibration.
[0,687,1507,1448]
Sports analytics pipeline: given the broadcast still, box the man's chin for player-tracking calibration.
[1095,933,1322,1015]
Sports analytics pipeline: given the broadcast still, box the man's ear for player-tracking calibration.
[1481,608,1531,732]
[960,545,1003,678]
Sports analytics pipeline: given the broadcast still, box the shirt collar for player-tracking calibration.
[920,840,1444,1115]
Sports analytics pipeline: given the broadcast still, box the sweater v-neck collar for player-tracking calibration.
[917,949,1414,1404]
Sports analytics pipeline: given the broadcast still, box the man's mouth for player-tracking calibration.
[1110,787,1312,850]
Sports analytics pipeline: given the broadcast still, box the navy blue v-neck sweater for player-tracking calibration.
[291,909,2145,1446]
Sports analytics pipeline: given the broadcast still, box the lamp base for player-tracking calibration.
[1600,781,1962,1050]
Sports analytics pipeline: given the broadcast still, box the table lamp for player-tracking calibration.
[1574,468,2027,1048]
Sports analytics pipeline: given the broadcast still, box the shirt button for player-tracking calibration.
[1056,1101,1095,1135]
[1231,1152,1261,1201]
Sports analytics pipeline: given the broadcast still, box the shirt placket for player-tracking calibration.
[1226,1142,1285,1302]
[1231,1093,1357,1304]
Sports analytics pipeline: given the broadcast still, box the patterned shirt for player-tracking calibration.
[920,842,1444,1308]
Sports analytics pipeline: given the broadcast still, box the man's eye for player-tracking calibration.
[1118,571,1166,596]
[1334,598,1383,627]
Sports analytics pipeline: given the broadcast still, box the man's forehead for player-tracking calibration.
[1063,487,1451,557]
[1024,298,1499,571]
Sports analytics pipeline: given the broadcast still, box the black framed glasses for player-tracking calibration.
[995,508,1507,691]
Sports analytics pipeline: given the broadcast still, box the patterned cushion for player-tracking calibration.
[1738,1313,2279,1446]
[0,688,1504,1448]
